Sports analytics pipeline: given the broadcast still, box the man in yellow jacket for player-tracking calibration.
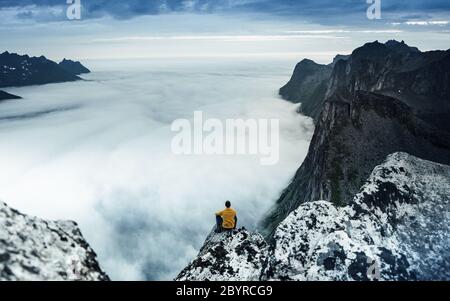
[215,200,237,233]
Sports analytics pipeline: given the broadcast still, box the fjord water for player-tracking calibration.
[0,58,313,280]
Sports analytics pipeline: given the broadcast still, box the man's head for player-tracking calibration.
[225,200,231,208]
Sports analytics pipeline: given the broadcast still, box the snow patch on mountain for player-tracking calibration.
[0,201,109,281]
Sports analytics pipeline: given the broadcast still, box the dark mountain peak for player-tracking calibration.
[351,40,391,58]
[385,39,406,47]
[326,40,450,110]
[385,39,421,53]
[58,59,90,75]
[352,40,420,59]
[331,54,350,66]
[1,51,41,61]
[279,57,332,121]
[0,51,81,88]
[297,58,320,66]
[292,58,329,74]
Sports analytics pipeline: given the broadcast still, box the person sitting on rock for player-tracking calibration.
[215,200,237,233]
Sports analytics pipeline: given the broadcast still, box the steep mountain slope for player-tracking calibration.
[0,201,109,280]
[177,153,450,281]
[0,51,81,88]
[262,41,450,236]
[279,59,333,122]
[59,59,91,75]
[327,40,450,130]
[279,55,349,123]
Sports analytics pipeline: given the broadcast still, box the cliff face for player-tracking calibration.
[279,59,333,122]
[263,41,450,236]
[279,55,350,122]
[177,153,450,281]
[0,202,109,281]
[326,41,450,130]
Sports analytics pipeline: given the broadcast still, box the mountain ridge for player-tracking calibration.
[263,40,450,236]
[0,51,91,100]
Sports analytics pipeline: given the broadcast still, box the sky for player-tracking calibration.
[0,0,449,62]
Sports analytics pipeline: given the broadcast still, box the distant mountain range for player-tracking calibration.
[0,51,90,100]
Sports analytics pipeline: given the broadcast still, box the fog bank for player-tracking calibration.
[0,58,314,280]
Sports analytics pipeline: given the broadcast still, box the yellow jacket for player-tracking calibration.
[216,208,237,229]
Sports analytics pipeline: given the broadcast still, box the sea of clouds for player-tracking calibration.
[0,58,314,280]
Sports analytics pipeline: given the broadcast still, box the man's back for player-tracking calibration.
[216,207,237,229]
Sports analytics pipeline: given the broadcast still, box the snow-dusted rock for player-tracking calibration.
[0,202,109,281]
[176,228,268,281]
[177,153,450,281]
[264,152,450,280]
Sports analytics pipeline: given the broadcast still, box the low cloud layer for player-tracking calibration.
[0,58,314,280]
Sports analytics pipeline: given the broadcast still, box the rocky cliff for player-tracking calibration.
[263,153,450,280]
[279,55,349,123]
[177,153,450,280]
[0,201,109,281]
[279,59,333,122]
[263,41,450,236]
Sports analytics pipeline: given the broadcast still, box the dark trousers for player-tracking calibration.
[215,215,237,233]
[216,215,223,232]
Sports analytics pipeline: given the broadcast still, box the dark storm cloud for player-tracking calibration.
[0,0,449,24]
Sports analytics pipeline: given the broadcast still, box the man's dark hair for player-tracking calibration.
[225,201,231,208]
